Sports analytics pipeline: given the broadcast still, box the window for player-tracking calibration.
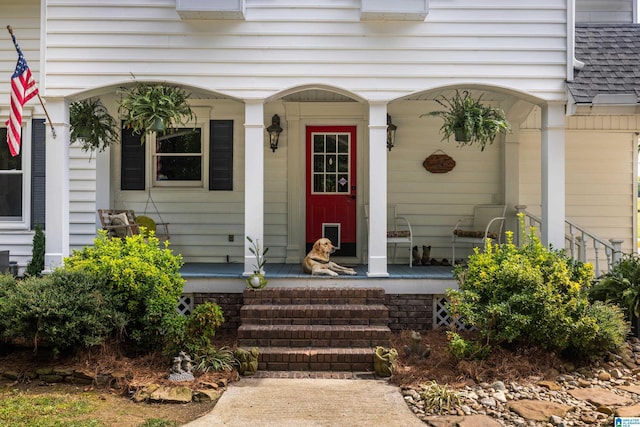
[121,120,234,191]
[0,128,23,221]
[153,128,203,186]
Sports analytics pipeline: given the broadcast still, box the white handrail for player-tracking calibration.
[514,205,623,276]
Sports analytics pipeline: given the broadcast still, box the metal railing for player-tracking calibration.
[515,205,623,277]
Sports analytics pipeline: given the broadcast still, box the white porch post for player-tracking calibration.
[503,123,520,235]
[541,102,566,249]
[44,98,70,270]
[243,101,265,275]
[367,102,389,277]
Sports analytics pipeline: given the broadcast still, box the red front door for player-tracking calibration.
[305,126,357,257]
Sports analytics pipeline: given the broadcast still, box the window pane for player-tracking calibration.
[313,135,324,152]
[337,174,349,193]
[325,175,336,192]
[338,154,348,172]
[326,135,336,153]
[313,174,323,192]
[326,155,336,172]
[313,155,324,173]
[157,156,201,181]
[0,175,22,216]
[338,135,348,153]
[156,129,201,153]
[0,129,21,171]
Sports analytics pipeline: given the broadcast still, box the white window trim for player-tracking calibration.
[147,121,209,189]
[0,117,32,230]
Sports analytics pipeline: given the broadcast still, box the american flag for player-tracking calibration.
[5,33,39,157]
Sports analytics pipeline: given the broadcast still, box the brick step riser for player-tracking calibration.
[237,328,390,341]
[243,288,387,306]
[243,298,387,306]
[256,349,375,371]
[241,307,388,320]
[239,318,389,326]
[238,338,388,348]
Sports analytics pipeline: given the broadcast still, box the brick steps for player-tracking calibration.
[240,304,389,325]
[258,347,374,371]
[238,287,391,371]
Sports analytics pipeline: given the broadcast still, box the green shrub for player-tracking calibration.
[589,253,640,321]
[567,301,628,358]
[63,231,185,352]
[25,224,45,277]
[0,270,124,356]
[165,302,232,372]
[446,331,490,361]
[447,217,627,359]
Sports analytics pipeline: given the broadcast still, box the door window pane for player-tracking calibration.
[311,132,350,194]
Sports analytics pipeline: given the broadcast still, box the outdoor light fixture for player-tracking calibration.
[266,114,283,152]
[387,114,397,151]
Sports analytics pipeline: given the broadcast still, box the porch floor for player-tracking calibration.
[180,263,457,295]
[180,262,455,279]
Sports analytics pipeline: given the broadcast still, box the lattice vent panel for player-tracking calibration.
[433,295,473,331]
[177,294,193,316]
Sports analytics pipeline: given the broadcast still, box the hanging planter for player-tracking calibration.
[69,98,119,153]
[422,90,511,151]
[118,79,196,143]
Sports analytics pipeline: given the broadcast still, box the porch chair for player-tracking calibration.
[97,209,170,242]
[365,204,413,267]
[452,204,506,265]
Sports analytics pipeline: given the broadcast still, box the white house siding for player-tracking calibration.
[519,113,640,260]
[0,0,43,267]
[38,1,572,263]
[576,0,635,23]
[386,100,504,261]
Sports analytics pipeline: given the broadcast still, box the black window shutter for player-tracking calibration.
[121,126,145,190]
[31,119,46,229]
[209,120,233,191]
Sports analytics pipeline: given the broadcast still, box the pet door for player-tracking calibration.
[322,223,341,250]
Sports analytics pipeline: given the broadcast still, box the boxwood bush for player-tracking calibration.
[448,220,628,360]
[64,231,185,352]
[0,270,124,356]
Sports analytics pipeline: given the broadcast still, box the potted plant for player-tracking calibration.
[246,236,268,289]
[69,98,119,152]
[423,90,511,151]
[118,80,196,143]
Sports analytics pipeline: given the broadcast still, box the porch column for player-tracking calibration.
[367,102,389,277]
[44,98,70,270]
[541,102,566,249]
[503,123,520,235]
[243,100,265,275]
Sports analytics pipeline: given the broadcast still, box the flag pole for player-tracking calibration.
[6,25,56,139]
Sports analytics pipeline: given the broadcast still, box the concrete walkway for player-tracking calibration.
[182,377,425,427]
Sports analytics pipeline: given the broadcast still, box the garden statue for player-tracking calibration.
[236,347,259,376]
[168,351,195,382]
[403,330,431,359]
[373,346,398,378]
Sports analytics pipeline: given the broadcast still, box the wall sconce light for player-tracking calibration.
[387,114,397,151]
[266,114,283,152]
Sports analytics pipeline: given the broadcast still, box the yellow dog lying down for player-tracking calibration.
[302,238,357,277]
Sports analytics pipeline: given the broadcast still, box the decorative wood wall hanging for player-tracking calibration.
[423,150,456,174]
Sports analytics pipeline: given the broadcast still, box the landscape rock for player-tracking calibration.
[507,400,571,422]
[149,385,193,403]
[568,387,634,406]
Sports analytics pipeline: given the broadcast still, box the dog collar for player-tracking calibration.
[310,257,330,264]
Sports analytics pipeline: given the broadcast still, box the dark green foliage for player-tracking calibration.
[186,302,225,343]
[25,224,45,277]
[69,98,119,152]
[63,231,185,352]
[0,270,124,357]
[448,217,628,360]
[446,331,490,361]
[589,253,640,321]
[167,302,234,372]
